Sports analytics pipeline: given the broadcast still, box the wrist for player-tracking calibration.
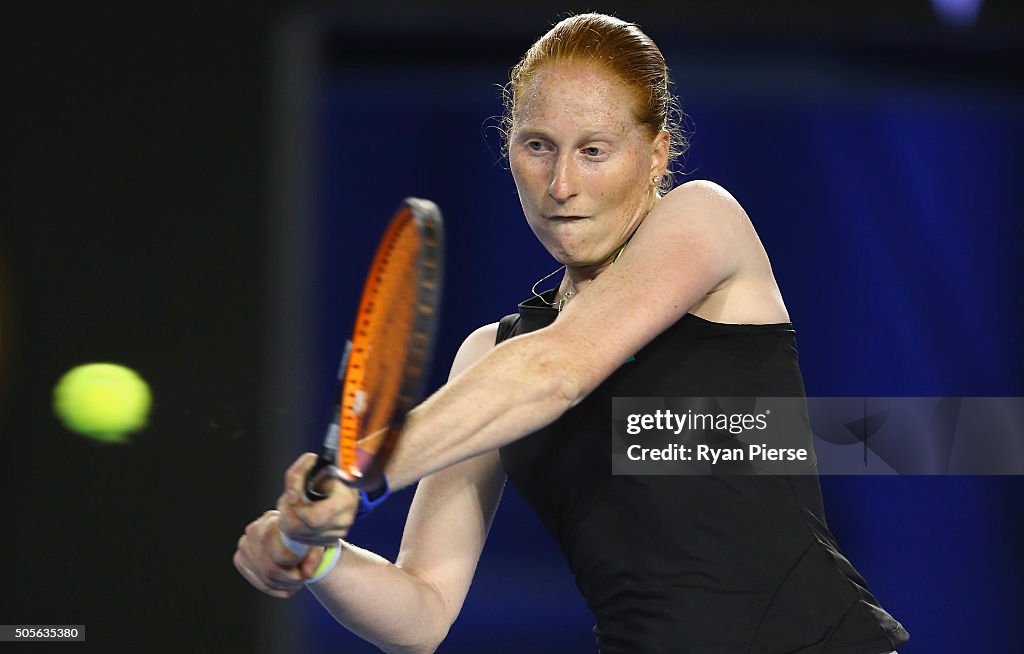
[356,476,390,516]
[306,540,344,585]
[279,530,310,557]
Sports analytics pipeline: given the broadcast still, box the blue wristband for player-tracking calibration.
[357,477,390,516]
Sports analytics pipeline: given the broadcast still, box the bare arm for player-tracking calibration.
[276,182,770,630]
[384,181,750,488]
[301,324,506,653]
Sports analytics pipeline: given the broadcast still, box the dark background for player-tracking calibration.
[2,1,1022,652]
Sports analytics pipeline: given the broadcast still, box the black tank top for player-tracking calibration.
[497,291,910,654]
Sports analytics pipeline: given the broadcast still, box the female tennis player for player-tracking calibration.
[235,13,909,653]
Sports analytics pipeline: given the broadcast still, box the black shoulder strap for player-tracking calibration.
[496,313,521,345]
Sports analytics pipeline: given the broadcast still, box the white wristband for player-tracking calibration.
[305,542,343,585]
[278,531,343,585]
[279,530,310,557]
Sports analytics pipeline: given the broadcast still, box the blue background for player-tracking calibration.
[295,26,1024,654]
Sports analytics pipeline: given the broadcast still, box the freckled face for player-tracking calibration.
[509,63,663,268]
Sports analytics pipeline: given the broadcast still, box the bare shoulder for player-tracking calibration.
[459,323,499,353]
[626,179,755,281]
[661,181,788,322]
[673,178,737,199]
[659,179,751,228]
[449,323,500,378]
[652,179,765,255]
[616,179,786,324]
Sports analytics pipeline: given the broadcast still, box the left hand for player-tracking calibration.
[276,452,361,547]
[234,510,324,598]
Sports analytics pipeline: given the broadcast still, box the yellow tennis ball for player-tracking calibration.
[53,363,151,443]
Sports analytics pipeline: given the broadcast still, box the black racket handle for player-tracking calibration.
[304,451,338,502]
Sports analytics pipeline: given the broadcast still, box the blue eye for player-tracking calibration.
[527,140,546,151]
[583,146,602,157]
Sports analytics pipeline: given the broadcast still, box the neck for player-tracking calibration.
[560,259,612,295]
[561,192,660,292]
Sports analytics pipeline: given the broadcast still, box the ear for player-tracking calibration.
[650,129,670,178]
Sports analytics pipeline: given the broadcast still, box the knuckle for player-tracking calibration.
[269,548,294,567]
[292,509,315,531]
[278,512,299,534]
[274,496,290,515]
[268,570,298,587]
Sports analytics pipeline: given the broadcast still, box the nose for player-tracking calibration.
[547,154,579,202]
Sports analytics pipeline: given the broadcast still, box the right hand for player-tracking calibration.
[276,452,360,547]
[233,510,326,598]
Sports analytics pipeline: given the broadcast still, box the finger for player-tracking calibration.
[298,485,358,528]
[244,512,273,541]
[245,539,306,592]
[236,513,309,599]
[276,478,359,546]
[276,491,340,540]
[269,529,305,566]
[299,546,326,579]
[275,494,310,538]
[247,514,294,563]
[265,564,306,588]
[283,508,353,545]
[283,452,319,504]
[307,473,342,499]
[239,520,304,585]
[318,475,346,497]
[235,551,295,598]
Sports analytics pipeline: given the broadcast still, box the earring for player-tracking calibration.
[652,176,660,185]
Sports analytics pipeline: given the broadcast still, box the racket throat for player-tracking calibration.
[307,421,385,498]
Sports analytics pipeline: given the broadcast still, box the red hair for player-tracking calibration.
[502,13,687,191]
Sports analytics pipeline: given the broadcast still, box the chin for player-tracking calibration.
[547,242,586,263]
[556,251,600,269]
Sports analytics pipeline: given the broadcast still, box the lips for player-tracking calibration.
[547,214,588,221]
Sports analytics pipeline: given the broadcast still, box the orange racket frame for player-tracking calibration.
[306,198,443,497]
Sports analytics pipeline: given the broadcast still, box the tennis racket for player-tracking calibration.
[282,197,443,556]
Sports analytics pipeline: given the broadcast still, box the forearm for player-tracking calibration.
[386,330,577,489]
[309,541,450,654]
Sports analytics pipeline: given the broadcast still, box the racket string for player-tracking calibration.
[339,208,428,481]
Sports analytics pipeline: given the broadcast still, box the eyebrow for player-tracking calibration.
[514,127,620,141]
